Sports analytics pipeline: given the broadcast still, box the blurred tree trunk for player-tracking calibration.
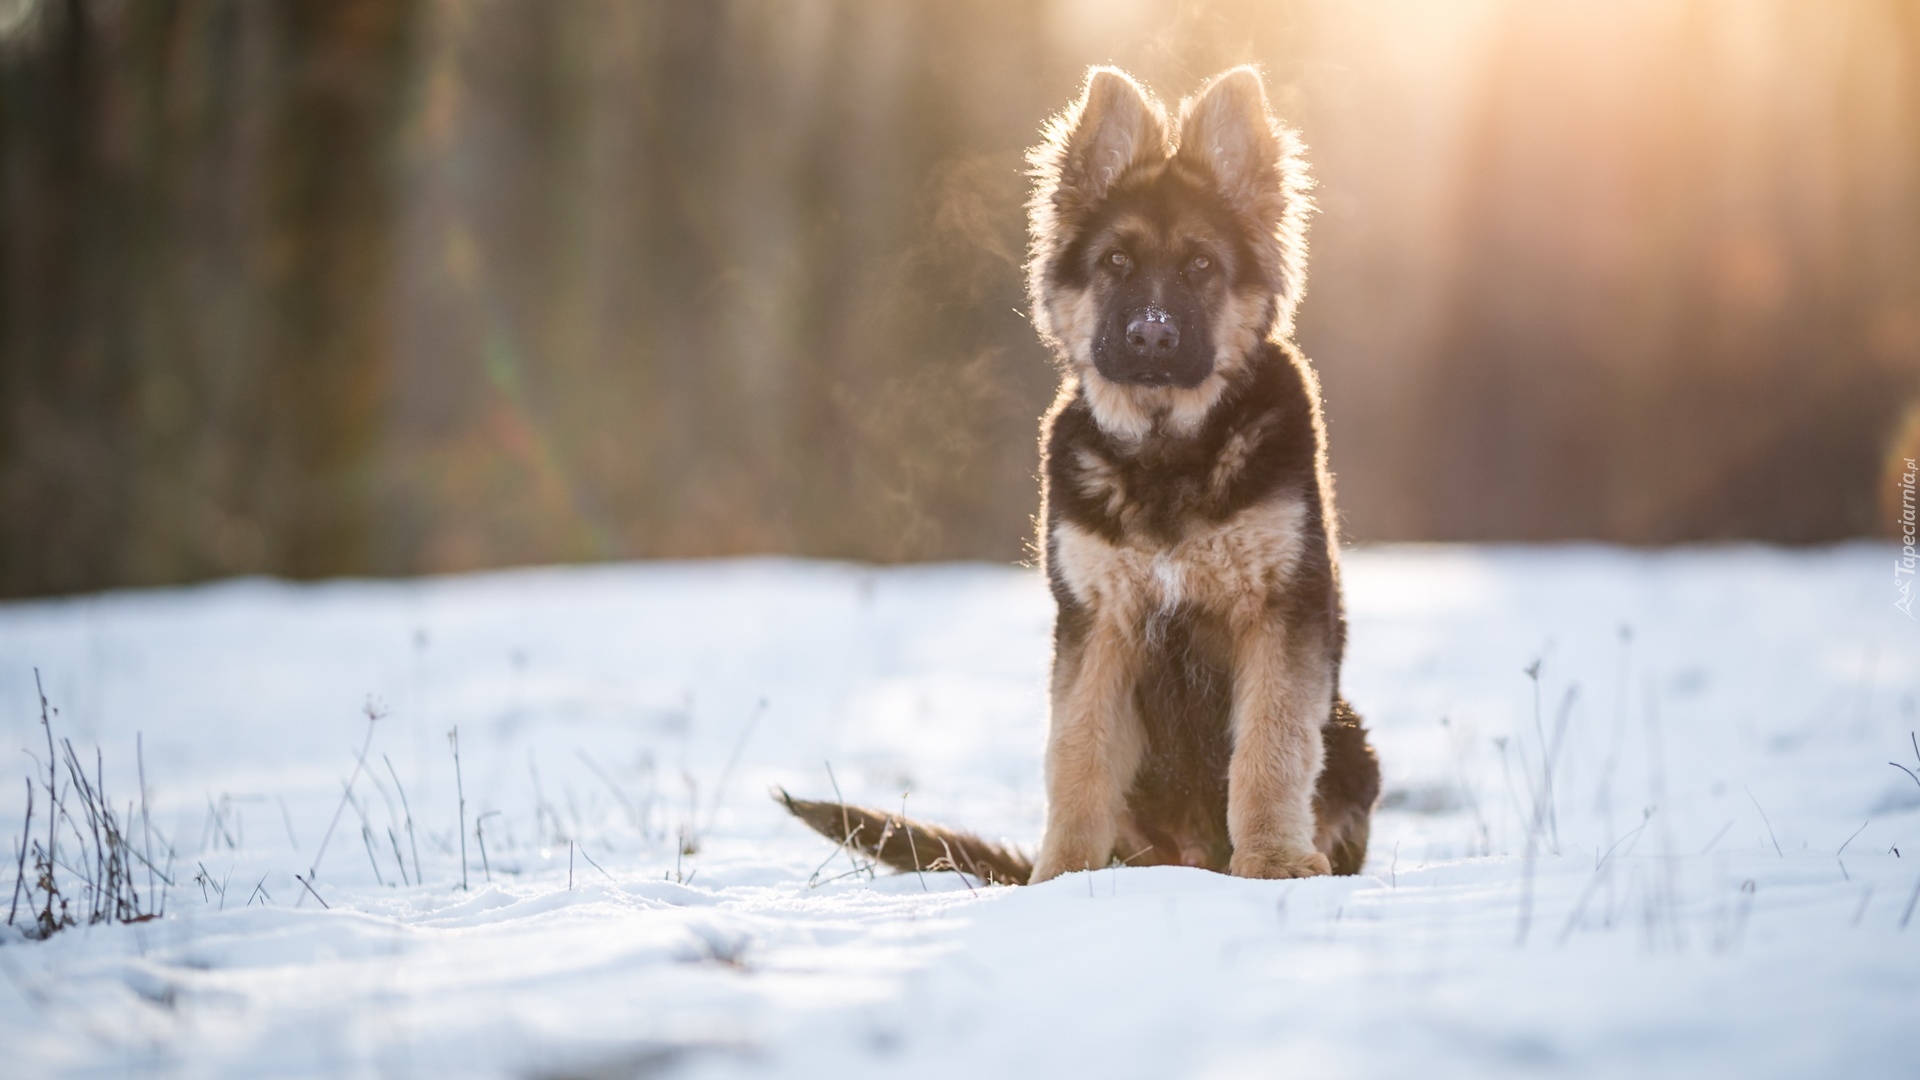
[255,0,413,578]
[0,0,150,595]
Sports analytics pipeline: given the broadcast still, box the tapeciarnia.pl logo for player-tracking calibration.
[1898,457,1917,618]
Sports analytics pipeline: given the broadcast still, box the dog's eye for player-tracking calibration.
[1106,250,1131,269]
[1189,254,1212,273]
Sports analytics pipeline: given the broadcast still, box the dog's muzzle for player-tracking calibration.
[1105,307,1204,388]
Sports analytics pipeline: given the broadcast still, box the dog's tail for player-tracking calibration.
[774,789,1033,886]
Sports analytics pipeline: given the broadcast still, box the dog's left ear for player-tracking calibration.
[1176,66,1311,329]
[1176,67,1287,220]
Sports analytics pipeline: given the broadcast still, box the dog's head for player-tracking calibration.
[1027,67,1311,437]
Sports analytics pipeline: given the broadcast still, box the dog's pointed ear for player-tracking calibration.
[1175,66,1286,215]
[1176,66,1312,332]
[1032,67,1168,221]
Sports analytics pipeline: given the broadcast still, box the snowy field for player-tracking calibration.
[2,546,1918,1078]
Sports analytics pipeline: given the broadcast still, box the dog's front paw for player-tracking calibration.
[1229,847,1331,880]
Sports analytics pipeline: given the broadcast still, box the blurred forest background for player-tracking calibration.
[3,0,1919,599]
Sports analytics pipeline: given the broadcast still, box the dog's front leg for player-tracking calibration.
[1226,617,1333,879]
[1030,610,1144,883]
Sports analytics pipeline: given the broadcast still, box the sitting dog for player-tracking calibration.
[781,66,1379,884]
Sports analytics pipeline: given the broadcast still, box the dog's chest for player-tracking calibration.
[1052,495,1309,625]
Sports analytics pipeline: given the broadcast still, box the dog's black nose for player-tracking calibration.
[1125,313,1179,356]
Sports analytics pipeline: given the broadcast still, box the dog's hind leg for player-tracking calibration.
[1312,697,1380,876]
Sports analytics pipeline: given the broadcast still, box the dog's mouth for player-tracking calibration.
[1090,354,1214,390]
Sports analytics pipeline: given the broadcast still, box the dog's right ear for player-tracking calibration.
[1030,68,1168,223]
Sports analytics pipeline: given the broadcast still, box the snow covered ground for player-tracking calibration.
[2,546,1917,1078]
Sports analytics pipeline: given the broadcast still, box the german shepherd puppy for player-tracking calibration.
[780,66,1379,884]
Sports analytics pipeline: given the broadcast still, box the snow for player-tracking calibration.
[1,546,1916,1078]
